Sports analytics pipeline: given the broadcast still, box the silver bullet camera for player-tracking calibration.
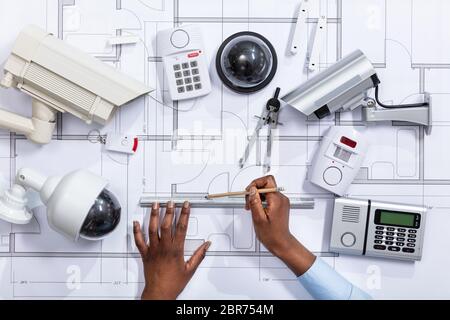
[281,50,378,119]
[280,49,432,132]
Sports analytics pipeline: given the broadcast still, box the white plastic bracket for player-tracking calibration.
[290,0,309,55]
[308,15,327,71]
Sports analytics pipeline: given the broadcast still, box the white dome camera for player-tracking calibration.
[0,168,121,241]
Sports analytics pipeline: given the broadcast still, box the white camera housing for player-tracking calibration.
[0,168,121,241]
[0,25,152,144]
[281,50,378,119]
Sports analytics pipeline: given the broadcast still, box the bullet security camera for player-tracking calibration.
[281,50,378,119]
[0,25,153,144]
[0,168,121,241]
[280,49,432,132]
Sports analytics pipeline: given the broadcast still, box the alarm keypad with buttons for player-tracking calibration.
[157,25,212,101]
[166,51,211,100]
[330,198,426,261]
[372,226,417,254]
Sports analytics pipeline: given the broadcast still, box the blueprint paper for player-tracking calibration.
[0,0,449,299]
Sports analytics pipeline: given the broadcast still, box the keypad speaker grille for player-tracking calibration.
[341,205,360,223]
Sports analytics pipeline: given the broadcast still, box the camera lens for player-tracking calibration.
[79,189,121,240]
[216,32,277,93]
[227,40,269,84]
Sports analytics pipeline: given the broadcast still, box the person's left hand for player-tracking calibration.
[133,201,211,300]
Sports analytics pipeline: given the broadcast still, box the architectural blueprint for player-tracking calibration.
[0,0,450,299]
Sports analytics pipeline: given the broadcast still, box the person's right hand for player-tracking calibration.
[245,175,294,256]
[245,176,316,276]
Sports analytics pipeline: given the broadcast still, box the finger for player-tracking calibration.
[245,176,277,210]
[245,196,250,211]
[133,221,148,256]
[266,193,290,219]
[186,241,211,273]
[160,201,175,242]
[251,175,277,189]
[248,186,267,223]
[175,201,190,246]
[149,203,160,248]
[263,190,281,209]
[245,182,256,211]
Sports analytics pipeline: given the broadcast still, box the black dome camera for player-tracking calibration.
[216,31,278,94]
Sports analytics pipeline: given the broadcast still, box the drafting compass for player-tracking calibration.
[239,88,282,173]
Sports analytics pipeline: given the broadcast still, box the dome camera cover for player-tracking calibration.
[216,31,278,94]
[80,189,121,240]
[45,169,121,241]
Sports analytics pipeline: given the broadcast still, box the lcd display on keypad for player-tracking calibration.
[379,210,415,227]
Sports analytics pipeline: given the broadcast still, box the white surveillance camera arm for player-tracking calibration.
[16,168,61,204]
[0,74,57,144]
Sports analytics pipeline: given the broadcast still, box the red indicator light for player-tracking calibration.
[188,52,199,58]
[340,136,357,148]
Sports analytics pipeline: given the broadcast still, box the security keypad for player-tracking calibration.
[330,198,427,261]
[372,226,417,253]
[158,25,212,101]
[168,55,209,99]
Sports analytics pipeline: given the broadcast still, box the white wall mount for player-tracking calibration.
[0,168,59,225]
[0,183,32,225]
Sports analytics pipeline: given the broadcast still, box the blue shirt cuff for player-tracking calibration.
[298,257,372,300]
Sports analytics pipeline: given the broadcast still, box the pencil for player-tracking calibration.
[205,187,284,200]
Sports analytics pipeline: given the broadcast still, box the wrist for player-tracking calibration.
[272,235,301,259]
[141,286,177,300]
[272,235,316,277]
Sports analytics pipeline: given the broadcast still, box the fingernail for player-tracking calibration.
[205,241,212,250]
[250,187,257,196]
[183,201,190,209]
[168,201,175,209]
[152,202,159,210]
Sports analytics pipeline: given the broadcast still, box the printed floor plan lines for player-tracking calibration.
[0,0,450,299]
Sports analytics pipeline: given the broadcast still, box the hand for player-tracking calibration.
[133,201,211,300]
[245,175,292,255]
[245,176,316,276]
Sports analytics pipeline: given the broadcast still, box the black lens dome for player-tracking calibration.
[227,40,269,84]
[80,189,121,240]
[216,32,277,93]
